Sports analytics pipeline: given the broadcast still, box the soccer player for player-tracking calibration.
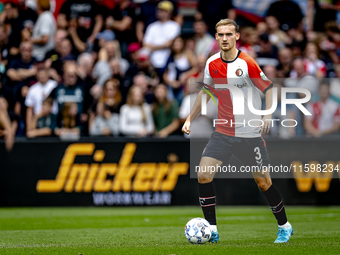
[182,19,293,243]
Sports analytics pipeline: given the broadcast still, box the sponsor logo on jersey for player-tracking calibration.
[260,72,268,81]
[235,68,243,77]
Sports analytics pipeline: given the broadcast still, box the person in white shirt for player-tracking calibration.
[305,81,340,137]
[143,1,181,72]
[119,85,154,137]
[25,68,58,131]
[31,0,56,60]
[193,20,215,58]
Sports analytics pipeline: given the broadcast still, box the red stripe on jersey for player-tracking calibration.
[208,58,235,136]
[238,52,272,92]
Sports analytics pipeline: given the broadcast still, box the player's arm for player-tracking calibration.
[182,89,211,135]
[261,87,273,134]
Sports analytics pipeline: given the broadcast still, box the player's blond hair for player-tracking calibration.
[215,19,239,33]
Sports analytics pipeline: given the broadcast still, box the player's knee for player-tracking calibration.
[198,177,213,184]
[256,178,272,192]
[197,171,213,183]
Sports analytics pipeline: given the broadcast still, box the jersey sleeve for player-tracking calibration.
[247,60,273,93]
[203,62,214,89]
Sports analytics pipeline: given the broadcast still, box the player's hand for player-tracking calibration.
[261,115,272,134]
[182,120,191,135]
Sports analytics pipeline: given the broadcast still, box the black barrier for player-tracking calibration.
[0,137,340,206]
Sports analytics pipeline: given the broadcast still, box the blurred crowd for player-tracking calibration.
[0,0,340,144]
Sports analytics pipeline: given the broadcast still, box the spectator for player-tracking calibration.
[44,29,68,76]
[57,0,103,45]
[123,46,159,92]
[277,47,293,78]
[143,1,181,74]
[256,33,279,68]
[68,16,90,53]
[0,25,13,67]
[93,41,129,87]
[89,101,119,136]
[92,29,116,59]
[55,101,82,138]
[89,78,121,133]
[106,0,136,56]
[265,16,289,49]
[76,54,95,111]
[309,0,339,32]
[193,20,214,58]
[303,42,327,78]
[264,82,296,138]
[136,0,182,43]
[196,0,235,36]
[305,81,340,137]
[266,0,304,32]
[31,0,56,60]
[239,27,258,58]
[25,67,58,131]
[119,85,154,137]
[163,36,198,103]
[263,65,277,79]
[59,38,77,62]
[132,73,155,104]
[99,78,122,113]
[26,97,57,138]
[48,61,85,115]
[286,58,319,98]
[152,83,180,138]
[179,80,217,138]
[2,1,24,56]
[7,41,37,88]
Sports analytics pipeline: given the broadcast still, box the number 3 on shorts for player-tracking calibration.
[254,147,262,160]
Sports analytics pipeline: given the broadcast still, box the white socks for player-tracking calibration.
[279,221,291,229]
[210,225,217,232]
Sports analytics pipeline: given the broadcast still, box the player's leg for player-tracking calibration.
[197,156,221,225]
[234,137,293,243]
[198,132,233,243]
[197,156,222,243]
[252,169,293,243]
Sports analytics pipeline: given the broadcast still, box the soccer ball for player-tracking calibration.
[184,218,212,244]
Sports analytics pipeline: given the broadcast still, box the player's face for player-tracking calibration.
[215,25,240,52]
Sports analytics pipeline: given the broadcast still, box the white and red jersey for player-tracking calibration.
[306,99,340,132]
[203,50,272,138]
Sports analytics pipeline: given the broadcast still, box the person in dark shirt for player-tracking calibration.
[136,0,182,43]
[266,0,304,32]
[44,29,69,79]
[106,0,136,57]
[3,1,25,55]
[256,33,279,68]
[196,0,235,36]
[58,0,103,44]
[48,61,85,115]
[26,97,56,138]
[6,41,37,89]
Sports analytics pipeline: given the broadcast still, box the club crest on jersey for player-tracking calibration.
[235,68,243,77]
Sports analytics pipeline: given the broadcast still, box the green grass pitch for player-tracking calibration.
[0,206,339,255]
